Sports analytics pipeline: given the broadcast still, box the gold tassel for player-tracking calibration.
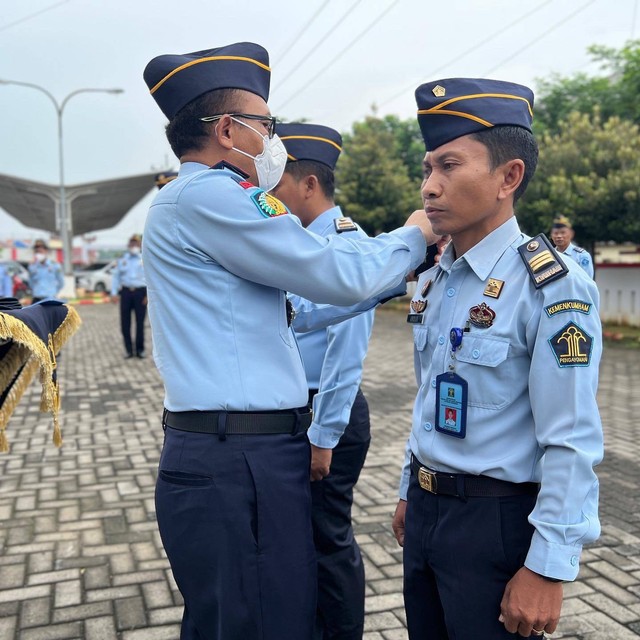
[0,429,9,453]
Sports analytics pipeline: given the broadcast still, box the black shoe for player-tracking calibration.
[136,351,146,359]
[125,352,134,359]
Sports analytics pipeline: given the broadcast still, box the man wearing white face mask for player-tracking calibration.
[29,239,64,303]
[142,42,438,640]
[110,234,147,359]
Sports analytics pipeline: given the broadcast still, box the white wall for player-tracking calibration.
[596,265,640,327]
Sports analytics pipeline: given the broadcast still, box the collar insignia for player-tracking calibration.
[483,278,504,299]
[468,302,495,328]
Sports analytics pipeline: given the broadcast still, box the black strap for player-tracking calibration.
[411,455,538,498]
[163,408,312,436]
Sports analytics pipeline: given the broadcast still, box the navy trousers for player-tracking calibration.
[119,287,146,355]
[310,389,370,640]
[403,472,538,640]
[156,426,317,640]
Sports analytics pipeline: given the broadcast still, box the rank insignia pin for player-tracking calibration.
[483,278,504,299]
[468,302,496,328]
[421,279,432,298]
[527,240,540,252]
[432,84,446,97]
[411,300,427,313]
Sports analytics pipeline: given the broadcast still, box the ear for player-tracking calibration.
[304,174,319,199]
[497,159,525,202]
[213,114,235,150]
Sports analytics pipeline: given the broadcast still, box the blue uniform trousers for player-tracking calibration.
[403,472,538,639]
[310,389,370,640]
[156,425,317,640]
[119,287,147,355]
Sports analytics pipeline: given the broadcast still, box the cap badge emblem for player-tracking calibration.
[432,85,446,98]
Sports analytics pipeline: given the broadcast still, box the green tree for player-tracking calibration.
[336,116,422,234]
[518,110,640,246]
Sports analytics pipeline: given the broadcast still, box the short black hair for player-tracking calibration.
[470,126,538,203]
[284,160,335,199]
[165,88,243,158]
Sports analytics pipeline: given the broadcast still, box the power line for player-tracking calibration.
[0,0,73,34]
[378,0,555,109]
[272,1,332,66]
[272,0,364,92]
[483,0,596,76]
[274,0,400,113]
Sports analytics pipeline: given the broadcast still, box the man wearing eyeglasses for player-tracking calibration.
[143,42,438,640]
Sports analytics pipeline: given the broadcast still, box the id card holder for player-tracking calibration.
[435,371,468,438]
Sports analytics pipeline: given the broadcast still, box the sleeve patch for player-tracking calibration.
[334,217,358,233]
[250,190,289,218]
[544,300,592,317]
[548,322,593,367]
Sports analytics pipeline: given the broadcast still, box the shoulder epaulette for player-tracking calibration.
[574,246,585,253]
[209,160,251,184]
[517,233,569,289]
[334,217,358,233]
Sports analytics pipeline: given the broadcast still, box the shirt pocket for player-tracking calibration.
[455,335,512,409]
[413,326,429,352]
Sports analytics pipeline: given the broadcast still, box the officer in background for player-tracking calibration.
[0,263,12,298]
[110,234,147,358]
[550,215,594,278]
[142,42,435,640]
[274,123,373,640]
[28,239,64,303]
[391,79,603,639]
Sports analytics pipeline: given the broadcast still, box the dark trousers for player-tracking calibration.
[403,472,538,639]
[119,287,146,355]
[310,389,371,640]
[156,425,317,640]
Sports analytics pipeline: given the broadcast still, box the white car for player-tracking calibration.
[74,260,117,293]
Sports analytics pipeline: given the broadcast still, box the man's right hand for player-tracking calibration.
[392,499,407,547]
[404,209,440,246]
[110,296,119,304]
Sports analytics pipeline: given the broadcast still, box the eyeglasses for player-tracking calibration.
[199,113,277,138]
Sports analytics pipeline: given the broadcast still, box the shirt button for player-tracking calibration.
[472,349,480,359]
[431,379,436,388]
[438,335,445,345]
[424,422,433,431]
[570,556,578,567]
[447,287,455,297]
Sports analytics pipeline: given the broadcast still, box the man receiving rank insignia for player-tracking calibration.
[392,78,603,639]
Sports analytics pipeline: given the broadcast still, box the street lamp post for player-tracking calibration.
[0,79,123,291]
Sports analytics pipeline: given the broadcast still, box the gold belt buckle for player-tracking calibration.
[418,466,437,493]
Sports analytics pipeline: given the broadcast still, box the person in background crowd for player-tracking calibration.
[28,240,64,303]
[111,234,147,359]
[550,215,594,278]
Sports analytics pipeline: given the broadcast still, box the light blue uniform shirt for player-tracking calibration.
[563,242,594,279]
[294,206,375,449]
[0,265,12,298]
[28,259,64,298]
[111,252,146,296]
[142,162,425,412]
[403,216,603,581]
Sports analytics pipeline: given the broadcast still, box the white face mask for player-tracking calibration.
[229,117,287,192]
[35,252,46,262]
[129,246,141,255]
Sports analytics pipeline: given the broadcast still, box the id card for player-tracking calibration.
[435,372,468,438]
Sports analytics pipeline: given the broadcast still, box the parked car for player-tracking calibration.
[0,260,32,300]
[74,260,116,293]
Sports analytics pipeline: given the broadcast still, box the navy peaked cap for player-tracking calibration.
[144,42,271,120]
[415,78,534,150]
[278,123,343,170]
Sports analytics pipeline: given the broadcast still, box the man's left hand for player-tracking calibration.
[499,566,563,637]
[310,445,332,481]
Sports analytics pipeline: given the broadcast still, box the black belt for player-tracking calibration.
[411,455,539,498]
[163,407,312,436]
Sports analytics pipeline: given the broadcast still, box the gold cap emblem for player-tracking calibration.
[432,84,446,98]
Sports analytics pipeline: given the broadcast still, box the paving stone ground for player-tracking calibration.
[0,304,638,639]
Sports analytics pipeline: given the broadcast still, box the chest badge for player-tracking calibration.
[468,302,496,328]
[483,278,504,299]
[420,279,432,298]
[411,299,427,313]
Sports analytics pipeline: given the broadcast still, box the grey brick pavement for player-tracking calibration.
[0,304,639,639]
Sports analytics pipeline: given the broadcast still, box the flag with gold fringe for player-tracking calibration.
[0,297,81,452]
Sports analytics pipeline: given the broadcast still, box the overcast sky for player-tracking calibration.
[0,0,637,246]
